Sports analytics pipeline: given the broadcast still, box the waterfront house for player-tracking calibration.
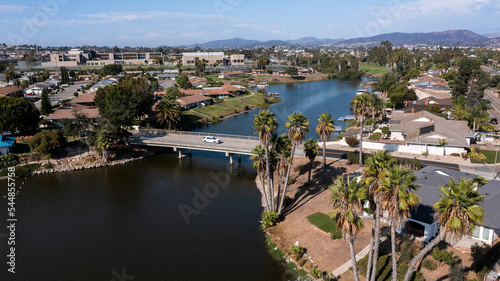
[177,95,212,109]
[401,97,454,114]
[0,135,16,155]
[222,84,246,95]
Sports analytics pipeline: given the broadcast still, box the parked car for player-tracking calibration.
[202,136,221,144]
[491,118,498,125]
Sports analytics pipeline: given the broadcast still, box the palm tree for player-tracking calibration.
[373,73,396,118]
[278,112,309,215]
[303,138,320,184]
[251,145,270,211]
[403,178,486,281]
[253,109,278,212]
[468,103,490,134]
[351,94,372,167]
[315,112,335,168]
[378,166,420,281]
[363,150,393,281]
[156,96,181,130]
[97,131,113,160]
[274,134,292,211]
[451,97,469,121]
[330,177,367,281]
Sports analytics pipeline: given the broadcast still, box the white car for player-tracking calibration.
[202,136,221,144]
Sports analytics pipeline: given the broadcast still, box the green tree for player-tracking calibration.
[315,112,335,168]
[285,66,298,78]
[303,138,319,183]
[351,94,372,167]
[0,97,40,133]
[330,177,367,281]
[156,95,181,130]
[40,89,52,116]
[60,66,70,84]
[96,130,113,160]
[373,72,397,118]
[278,112,309,215]
[378,166,420,281]
[403,178,486,281]
[28,130,66,155]
[467,102,489,133]
[58,111,91,138]
[94,77,154,137]
[99,64,123,76]
[176,75,191,89]
[253,109,278,212]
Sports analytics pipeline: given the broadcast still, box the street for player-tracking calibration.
[484,89,500,130]
[34,81,91,109]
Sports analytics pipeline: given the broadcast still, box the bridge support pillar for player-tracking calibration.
[238,154,241,163]
[228,153,234,165]
[178,149,183,158]
[188,149,192,157]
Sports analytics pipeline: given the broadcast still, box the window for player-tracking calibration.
[482,228,490,241]
[472,226,480,238]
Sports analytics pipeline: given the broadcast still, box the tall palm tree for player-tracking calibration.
[330,177,367,281]
[363,150,393,281]
[351,94,372,167]
[97,131,113,160]
[378,166,420,281]
[451,96,469,121]
[373,73,396,118]
[275,134,291,211]
[303,138,320,184]
[156,96,181,130]
[251,145,270,211]
[278,112,309,215]
[315,112,335,168]
[253,110,278,212]
[403,178,486,281]
[468,102,490,134]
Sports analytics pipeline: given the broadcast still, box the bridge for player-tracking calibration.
[130,130,264,164]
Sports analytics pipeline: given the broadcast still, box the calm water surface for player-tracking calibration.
[0,78,363,280]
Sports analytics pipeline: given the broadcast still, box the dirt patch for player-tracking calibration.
[267,157,374,273]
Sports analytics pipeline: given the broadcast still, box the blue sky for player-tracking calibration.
[2,0,500,47]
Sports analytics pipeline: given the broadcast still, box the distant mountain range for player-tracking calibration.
[188,30,500,48]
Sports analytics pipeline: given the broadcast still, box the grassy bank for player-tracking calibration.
[361,62,388,74]
[265,234,309,279]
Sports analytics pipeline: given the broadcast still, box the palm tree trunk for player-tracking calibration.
[350,239,360,281]
[308,158,312,183]
[473,120,476,134]
[403,231,445,281]
[322,139,326,168]
[264,145,274,212]
[370,203,381,281]
[366,225,375,281]
[391,223,398,281]
[359,116,364,167]
[260,174,270,211]
[278,144,296,215]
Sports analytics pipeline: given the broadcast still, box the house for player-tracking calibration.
[472,180,500,245]
[44,107,100,121]
[71,91,96,106]
[0,135,16,155]
[222,84,246,95]
[177,95,212,109]
[218,71,246,79]
[0,85,24,97]
[252,69,266,75]
[389,111,473,155]
[401,97,454,114]
[204,89,230,98]
[163,69,179,79]
[403,166,478,242]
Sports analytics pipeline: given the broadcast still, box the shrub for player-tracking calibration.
[310,268,323,278]
[0,153,19,169]
[287,177,296,185]
[431,248,459,265]
[290,245,304,257]
[345,136,359,147]
[450,153,460,156]
[261,211,278,229]
[0,164,41,178]
[449,264,465,281]
[381,126,391,138]
[469,147,486,161]
[27,130,66,155]
[211,117,220,123]
[347,151,367,165]
[369,132,382,141]
[244,105,249,110]
[43,162,53,169]
[421,258,437,271]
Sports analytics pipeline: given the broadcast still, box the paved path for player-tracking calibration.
[331,235,388,276]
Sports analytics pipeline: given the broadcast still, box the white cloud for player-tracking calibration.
[392,0,493,18]
[0,5,31,13]
[77,11,219,24]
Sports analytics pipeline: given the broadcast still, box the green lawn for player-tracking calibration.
[306,212,342,239]
[470,149,500,164]
[361,62,388,74]
[189,91,277,119]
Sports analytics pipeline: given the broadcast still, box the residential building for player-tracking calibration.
[0,135,16,155]
[177,95,212,109]
[0,85,24,97]
[401,97,454,114]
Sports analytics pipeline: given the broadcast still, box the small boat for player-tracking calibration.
[356,89,368,95]
[257,82,268,89]
[268,92,279,96]
[338,115,355,121]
